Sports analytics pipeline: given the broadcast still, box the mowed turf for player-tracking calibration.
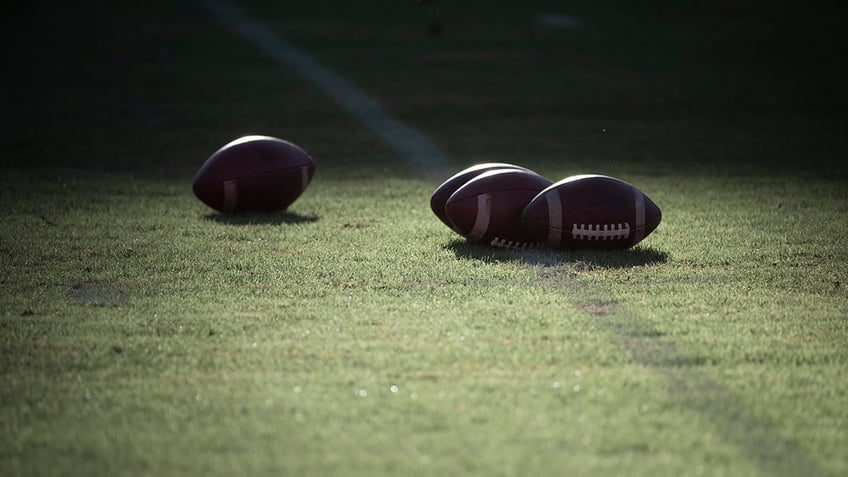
[2,1,847,476]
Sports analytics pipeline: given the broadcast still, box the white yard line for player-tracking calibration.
[200,0,451,181]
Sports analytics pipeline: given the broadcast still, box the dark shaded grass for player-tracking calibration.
[242,0,848,182]
[202,211,320,225]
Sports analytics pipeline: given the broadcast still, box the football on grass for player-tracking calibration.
[193,135,315,213]
[445,168,552,249]
[430,162,535,232]
[521,174,661,249]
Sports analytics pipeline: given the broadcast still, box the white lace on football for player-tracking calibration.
[571,223,630,241]
[490,237,544,250]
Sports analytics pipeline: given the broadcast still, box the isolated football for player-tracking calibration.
[192,135,315,213]
[445,168,552,249]
[430,162,535,231]
[522,174,661,249]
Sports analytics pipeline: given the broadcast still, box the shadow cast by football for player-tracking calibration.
[203,211,319,226]
[445,238,668,268]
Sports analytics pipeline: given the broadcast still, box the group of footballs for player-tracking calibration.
[429,163,662,250]
[193,135,661,250]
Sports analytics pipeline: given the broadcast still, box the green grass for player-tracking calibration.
[2,1,848,476]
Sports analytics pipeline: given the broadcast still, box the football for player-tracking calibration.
[192,135,315,213]
[430,162,534,232]
[521,174,661,249]
[445,168,552,249]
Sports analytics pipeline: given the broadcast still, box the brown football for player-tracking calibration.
[430,163,535,232]
[445,169,552,249]
[193,135,315,213]
[522,174,661,249]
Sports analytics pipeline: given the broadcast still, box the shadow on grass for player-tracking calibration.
[202,211,319,226]
[445,239,668,268]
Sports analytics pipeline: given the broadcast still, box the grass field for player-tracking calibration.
[2,1,847,475]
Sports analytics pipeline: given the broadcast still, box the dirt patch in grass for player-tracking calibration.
[579,299,619,316]
[67,282,127,307]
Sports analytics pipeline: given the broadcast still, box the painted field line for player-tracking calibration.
[200,0,450,181]
[534,264,825,477]
[612,307,823,477]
